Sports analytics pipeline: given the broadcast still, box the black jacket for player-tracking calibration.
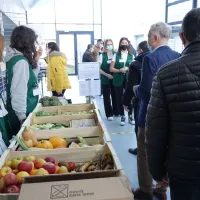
[123,52,149,106]
[82,50,95,62]
[146,42,200,181]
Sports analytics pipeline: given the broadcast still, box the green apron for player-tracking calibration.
[6,55,39,139]
[0,114,9,146]
[113,53,133,87]
[100,52,114,85]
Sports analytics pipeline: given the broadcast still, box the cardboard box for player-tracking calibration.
[19,170,134,200]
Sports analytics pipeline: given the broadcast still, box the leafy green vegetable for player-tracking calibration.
[40,96,62,107]
[35,110,55,117]
[31,123,68,130]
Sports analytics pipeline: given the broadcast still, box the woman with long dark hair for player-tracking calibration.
[5,26,42,138]
[110,37,134,126]
[46,42,71,97]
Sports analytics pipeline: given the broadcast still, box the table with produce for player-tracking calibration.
[0,100,130,199]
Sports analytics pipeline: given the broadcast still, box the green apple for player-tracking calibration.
[11,158,23,169]
[23,156,36,162]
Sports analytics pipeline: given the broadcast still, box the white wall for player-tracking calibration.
[102,0,166,48]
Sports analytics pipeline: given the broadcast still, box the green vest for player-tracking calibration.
[6,55,39,138]
[113,53,133,86]
[100,52,113,85]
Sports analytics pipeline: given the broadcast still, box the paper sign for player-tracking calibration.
[0,62,6,71]
[78,62,100,80]
[79,80,101,96]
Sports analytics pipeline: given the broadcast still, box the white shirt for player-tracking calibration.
[99,53,114,65]
[112,51,134,62]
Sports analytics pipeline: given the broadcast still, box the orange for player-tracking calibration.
[36,140,53,149]
[49,137,67,148]
[30,169,38,176]
[55,166,60,174]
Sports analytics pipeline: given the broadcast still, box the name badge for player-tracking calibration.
[33,88,40,96]
[119,59,124,63]
[107,60,111,64]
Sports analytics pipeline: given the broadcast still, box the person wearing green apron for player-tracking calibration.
[99,39,119,120]
[5,26,42,140]
[110,37,134,126]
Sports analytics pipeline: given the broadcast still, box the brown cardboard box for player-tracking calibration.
[19,171,134,200]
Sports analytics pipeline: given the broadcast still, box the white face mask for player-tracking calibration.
[2,51,6,58]
[99,44,103,49]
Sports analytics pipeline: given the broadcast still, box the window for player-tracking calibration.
[167,1,193,23]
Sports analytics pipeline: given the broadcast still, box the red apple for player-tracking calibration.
[44,157,55,164]
[0,167,12,177]
[0,177,5,192]
[68,162,76,171]
[17,184,22,191]
[34,158,46,169]
[4,173,18,186]
[18,161,33,173]
[5,185,20,193]
[35,168,49,176]
[43,162,56,174]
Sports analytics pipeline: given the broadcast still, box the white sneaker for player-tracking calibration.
[108,117,113,121]
[120,116,126,126]
[129,116,135,125]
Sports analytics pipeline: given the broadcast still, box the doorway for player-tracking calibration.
[56,31,94,75]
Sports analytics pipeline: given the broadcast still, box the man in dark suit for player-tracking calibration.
[133,22,180,200]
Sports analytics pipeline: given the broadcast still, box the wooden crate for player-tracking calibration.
[1,143,121,169]
[33,102,97,115]
[8,124,111,151]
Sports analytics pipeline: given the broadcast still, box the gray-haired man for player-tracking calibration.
[133,22,180,200]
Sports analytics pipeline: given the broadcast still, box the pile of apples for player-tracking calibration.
[0,156,76,194]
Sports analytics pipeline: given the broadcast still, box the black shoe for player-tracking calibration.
[120,116,126,126]
[129,148,137,155]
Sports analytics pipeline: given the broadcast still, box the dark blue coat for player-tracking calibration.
[135,46,180,128]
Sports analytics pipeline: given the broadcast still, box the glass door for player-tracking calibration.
[57,31,94,75]
[59,34,76,75]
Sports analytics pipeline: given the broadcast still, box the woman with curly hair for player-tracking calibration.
[5,26,42,138]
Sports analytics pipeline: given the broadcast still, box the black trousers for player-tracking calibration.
[170,177,200,200]
[102,82,119,118]
[52,89,66,97]
[133,99,140,137]
[114,76,133,116]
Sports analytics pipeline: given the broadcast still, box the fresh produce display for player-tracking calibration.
[0,153,114,193]
[35,110,55,117]
[30,123,68,130]
[39,96,62,107]
[15,129,101,151]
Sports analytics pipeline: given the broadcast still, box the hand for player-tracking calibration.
[35,46,43,62]
[120,68,126,73]
[124,67,129,71]
[156,177,169,188]
[123,105,129,112]
[107,74,113,79]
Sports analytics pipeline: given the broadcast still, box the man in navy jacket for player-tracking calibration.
[133,22,180,200]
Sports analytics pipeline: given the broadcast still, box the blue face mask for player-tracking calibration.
[106,45,113,51]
